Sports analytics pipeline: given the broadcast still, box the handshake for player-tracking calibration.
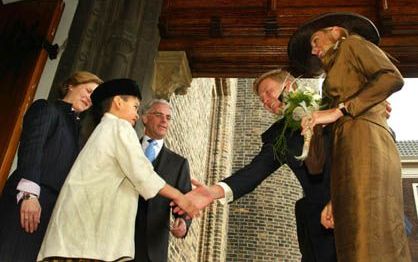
[170,179,226,219]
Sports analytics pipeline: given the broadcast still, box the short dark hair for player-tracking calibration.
[92,95,133,124]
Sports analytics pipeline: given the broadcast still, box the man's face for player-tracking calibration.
[257,78,285,114]
[142,103,172,139]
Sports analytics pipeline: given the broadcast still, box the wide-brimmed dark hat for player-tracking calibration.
[288,12,380,76]
[91,78,141,106]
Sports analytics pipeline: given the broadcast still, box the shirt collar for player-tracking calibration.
[142,135,164,150]
[57,100,80,120]
[321,37,346,72]
[57,99,74,112]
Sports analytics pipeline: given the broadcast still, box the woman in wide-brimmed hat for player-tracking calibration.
[288,12,411,262]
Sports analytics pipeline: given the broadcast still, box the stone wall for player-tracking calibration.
[162,77,239,262]
[164,78,215,262]
[197,78,237,262]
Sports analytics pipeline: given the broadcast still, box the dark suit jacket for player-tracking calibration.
[4,99,80,194]
[223,119,331,205]
[222,119,336,262]
[0,99,81,261]
[134,144,192,262]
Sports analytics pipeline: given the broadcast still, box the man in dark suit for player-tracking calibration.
[134,99,192,262]
[182,69,337,262]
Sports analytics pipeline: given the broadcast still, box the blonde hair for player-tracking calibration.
[318,26,349,43]
[253,69,297,95]
[59,71,103,98]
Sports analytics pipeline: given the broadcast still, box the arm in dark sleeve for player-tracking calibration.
[16,100,54,185]
[222,141,281,201]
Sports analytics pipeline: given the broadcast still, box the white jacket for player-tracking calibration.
[38,113,166,261]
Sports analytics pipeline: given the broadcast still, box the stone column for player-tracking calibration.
[150,51,192,100]
[197,78,237,262]
[49,0,163,141]
[49,0,163,100]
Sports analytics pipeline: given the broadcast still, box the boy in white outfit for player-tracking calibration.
[38,79,198,261]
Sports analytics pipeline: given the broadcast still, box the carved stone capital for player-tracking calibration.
[152,51,192,100]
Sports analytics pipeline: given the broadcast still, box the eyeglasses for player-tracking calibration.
[148,112,172,121]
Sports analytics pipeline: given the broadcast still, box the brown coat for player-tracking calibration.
[322,35,411,262]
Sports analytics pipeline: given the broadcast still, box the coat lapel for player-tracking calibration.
[153,144,171,181]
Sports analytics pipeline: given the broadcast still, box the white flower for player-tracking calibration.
[299,101,309,112]
[274,82,323,162]
[313,94,321,101]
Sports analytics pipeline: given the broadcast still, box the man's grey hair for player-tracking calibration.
[140,98,173,115]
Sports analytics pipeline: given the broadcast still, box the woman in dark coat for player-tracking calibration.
[288,13,411,262]
[0,71,102,262]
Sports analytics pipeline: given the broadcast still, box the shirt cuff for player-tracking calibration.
[16,179,40,203]
[217,182,233,204]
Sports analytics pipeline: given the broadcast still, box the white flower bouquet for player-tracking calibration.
[274,83,323,162]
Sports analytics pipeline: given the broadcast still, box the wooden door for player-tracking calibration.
[0,0,64,193]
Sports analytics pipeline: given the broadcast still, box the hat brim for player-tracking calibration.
[287,12,380,77]
[91,78,142,107]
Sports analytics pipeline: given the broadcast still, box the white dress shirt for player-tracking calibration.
[141,135,163,159]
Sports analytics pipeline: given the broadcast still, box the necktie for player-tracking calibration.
[144,139,156,162]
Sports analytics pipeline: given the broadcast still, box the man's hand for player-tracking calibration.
[320,201,334,229]
[20,198,41,233]
[170,218,187,238]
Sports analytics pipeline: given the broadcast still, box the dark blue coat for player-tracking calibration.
[0,99,81,262]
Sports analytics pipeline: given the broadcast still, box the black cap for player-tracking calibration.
[288,12,380,76]
[91,78,141,107]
